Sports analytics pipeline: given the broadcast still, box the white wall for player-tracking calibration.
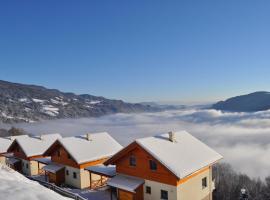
[0,156,6,165]
[64,166,102,189]
[143,179,177,200]
[21,159,31,175]
[65,166,82,188]
[21,159,39,176]
[136,168,213,200]
[80,168,91,189]
[177,168,212,200]
[29,160,39,176]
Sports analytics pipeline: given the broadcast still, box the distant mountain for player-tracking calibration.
[212,91,270,112]
[0,80,159,123]
[140,102,186,110]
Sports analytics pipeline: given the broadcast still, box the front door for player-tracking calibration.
[118,189,134,200]
[47,168,65,186]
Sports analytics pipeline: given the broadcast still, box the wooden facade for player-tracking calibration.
[106,142,179,186]
[106,141,216,200]
[118,185,143,200]
[106,142,212,187]
[47,168,65,186]
[44,140,111,189]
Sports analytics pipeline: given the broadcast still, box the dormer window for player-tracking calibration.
[129,155,136,167]
[149,160,157,171]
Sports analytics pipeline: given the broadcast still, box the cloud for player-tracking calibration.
[4,108,270,178]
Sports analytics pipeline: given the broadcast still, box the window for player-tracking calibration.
[73,172,77,179]
[161,190,168,200]
[57,150,61,157]
[67,153,71,159]
[202,177,207,189]
[66,170,69,176]
[149,160,157,171]
[26,163,29,169]
[146,186,151,194]
[129,155,136,167]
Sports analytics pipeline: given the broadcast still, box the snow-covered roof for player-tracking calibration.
[43,163,65,173]
[57,132,122,164]
[0,135,28,153]
[0,138,12,154]
[135,131,223,179]
[6,157,20,165]
[12,134,62,157]
[85,165,116,177]
[5,135,29,140]
[33,157,52,165]
[107,174,144,193]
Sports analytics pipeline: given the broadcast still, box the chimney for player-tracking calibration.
[86,133,92,141]
[168,131,176,143]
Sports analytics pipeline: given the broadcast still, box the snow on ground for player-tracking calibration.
[18,98,29,102]
[42,105,59,116]
[66,186,113,200]
[31,175,114,200]
[24,107,32,112]
[1,112,35,122]
[32,98,46,103]
[50,98,69,106]
[1,112,14,119]
[0,164,71,200]
[84,105,92,108]
[87,100,101,105]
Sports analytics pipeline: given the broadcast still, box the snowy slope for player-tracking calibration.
[0,80,158,123]
[0,164,71,200]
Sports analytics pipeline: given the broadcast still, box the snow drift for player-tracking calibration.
[0,164,70,200]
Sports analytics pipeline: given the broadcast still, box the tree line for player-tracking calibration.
[213,163,270,200]
[0,127,27,137]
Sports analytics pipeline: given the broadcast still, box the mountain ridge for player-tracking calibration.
[0,80,158,123]
[212,91,270,112]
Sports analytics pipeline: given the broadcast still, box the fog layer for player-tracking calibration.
[5,109,270,178]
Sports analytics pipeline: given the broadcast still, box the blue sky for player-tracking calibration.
[0,1,270,103]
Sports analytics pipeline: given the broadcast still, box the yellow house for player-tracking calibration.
[0,137,12,165]
[43,132,122,189]
[0,135,29,166]
[7,134,61,176]
[105,131,223,200]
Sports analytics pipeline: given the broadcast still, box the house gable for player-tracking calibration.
[44,140,109,169]
[44,140,79,168]
[8,140,28,160]
[105,142,180,186]
[8,141,44,160]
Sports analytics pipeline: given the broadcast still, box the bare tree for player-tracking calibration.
[7,126,26,136]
